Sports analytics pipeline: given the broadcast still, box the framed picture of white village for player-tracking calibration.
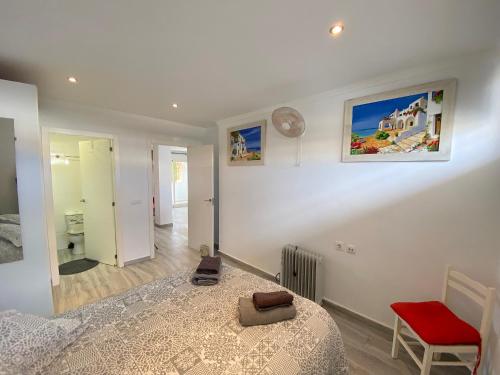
[227,120,266,166]
[342,79,457,162]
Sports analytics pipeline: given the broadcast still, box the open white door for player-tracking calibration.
[79,139,117,266]
[188,145,214,256]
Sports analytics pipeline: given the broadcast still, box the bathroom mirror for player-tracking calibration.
[0,117,23,263]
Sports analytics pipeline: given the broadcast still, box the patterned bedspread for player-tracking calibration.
[47,265,348,375]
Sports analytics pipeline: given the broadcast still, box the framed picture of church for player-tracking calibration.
[342,79,457,162]
[227,120,266,166]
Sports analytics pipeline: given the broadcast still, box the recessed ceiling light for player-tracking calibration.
[67,76,78,83]
[329,24,344,36]
[172,103,178,109]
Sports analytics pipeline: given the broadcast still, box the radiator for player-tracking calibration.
[280,244,323,304]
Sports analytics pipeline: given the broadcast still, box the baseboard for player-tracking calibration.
[124,255,151,266]
[322,297,394,333]
[217,250,277,282]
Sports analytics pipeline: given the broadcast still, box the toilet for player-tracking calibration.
[65,210,85,255]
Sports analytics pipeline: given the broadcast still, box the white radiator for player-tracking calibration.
[280,244,323,304]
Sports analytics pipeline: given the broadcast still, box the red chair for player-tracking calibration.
[391,266,495,375]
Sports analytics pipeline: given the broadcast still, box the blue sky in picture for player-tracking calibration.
[236,126,261,151]
[352,92,427,137]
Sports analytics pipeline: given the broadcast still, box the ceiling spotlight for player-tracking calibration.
[172,103,178,109]
[329,24,344,36]
[67,76,78,83]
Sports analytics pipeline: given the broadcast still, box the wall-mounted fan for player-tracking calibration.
[271,107,306,166]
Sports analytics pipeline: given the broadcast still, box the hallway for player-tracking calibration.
[52,206,199,314]
[154,206,188,254]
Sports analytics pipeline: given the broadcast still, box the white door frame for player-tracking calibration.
[41,127,123,287]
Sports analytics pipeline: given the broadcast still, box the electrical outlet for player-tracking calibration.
[346,244,356,255]
[335,241,344,252]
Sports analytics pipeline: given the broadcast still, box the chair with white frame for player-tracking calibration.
[391,265,495,375]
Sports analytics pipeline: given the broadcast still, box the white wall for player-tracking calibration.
[40,100,209,264]
[156,145,173,225]
[0,80,53,316]
[49,137,83,249]
[217,49,500,374]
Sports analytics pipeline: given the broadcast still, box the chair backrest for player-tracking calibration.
[441,265,496,345]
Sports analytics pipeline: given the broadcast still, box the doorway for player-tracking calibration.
[172,155,188,208]
[153,145,189,256]
[45,131,119,281]
[152,144,214,264]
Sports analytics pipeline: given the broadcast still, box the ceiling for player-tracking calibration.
[0,0,499,127]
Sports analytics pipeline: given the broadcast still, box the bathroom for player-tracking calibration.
[49,132,118,275]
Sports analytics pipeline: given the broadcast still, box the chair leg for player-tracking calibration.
[391,315,401,359]
[421,346,434,375]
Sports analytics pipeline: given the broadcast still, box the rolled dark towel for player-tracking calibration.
[252,291,294,311]
[196,256,221,275]
[239,297,296,326]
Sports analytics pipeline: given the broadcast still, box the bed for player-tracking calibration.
[0,214,23,263]
[46,265,348,374]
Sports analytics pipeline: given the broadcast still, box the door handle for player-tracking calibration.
[80,199,86,203]
[204,198,215,203]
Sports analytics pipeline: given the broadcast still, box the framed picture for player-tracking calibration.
[342,79,457,162]
[0,117,23,264]
[227,120,266,166]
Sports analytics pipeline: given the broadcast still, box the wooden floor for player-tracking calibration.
[52,207,199,314]
[52,206,465,374]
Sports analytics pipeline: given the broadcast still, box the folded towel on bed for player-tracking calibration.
[252,291,294,311]
[239,297,296,326]
[196,256,221,275]
[191,273,220,286]
[192,272,219,280]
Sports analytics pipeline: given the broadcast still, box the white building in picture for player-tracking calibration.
[376,92,444,144]
[378,96,428,141]
[230,132,248,159]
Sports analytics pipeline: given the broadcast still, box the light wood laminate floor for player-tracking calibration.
[52,206,465,374]
[52,207,198,314]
